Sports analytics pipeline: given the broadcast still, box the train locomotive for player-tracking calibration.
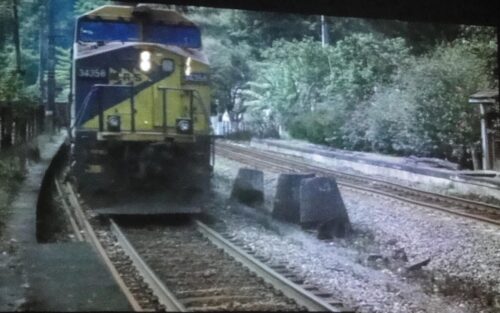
[71,4,212,213]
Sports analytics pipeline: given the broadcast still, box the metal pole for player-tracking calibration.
[67,48,73,127]
[189,91,194,133]
[98,89,103,132]
[162,89,167,133]
[130,86,135,132]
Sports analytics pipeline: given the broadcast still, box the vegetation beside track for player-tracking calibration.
[188,7,497,167]
[0,150,26,238]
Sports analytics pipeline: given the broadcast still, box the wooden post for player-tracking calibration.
[480,103,491,170]
[470,145,481,170]
[1,107,13,148]
[321,15,329,48]
[20,116,27,143]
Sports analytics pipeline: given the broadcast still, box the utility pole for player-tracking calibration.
[37,1,48,131]
[39,4,47,104]
[12,0,22,74]
[321,15,329,47]
[47,0,57,130]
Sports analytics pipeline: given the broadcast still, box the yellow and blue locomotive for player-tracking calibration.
[71,4,212,212]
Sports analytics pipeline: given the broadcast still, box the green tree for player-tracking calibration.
[404,41,491,159]
[243,34,410,145]
[325,33,410,105]
[0,2,13,48]
[362,38,495,162]
[0,0,44,104]
[188,8,258,113]
[362,86,418,154]
[55,47,71,102]
[74,0,109,16]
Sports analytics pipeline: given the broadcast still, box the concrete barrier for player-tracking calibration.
[299,177,351,238]
[272,173,315,223]
[231,168,264,206]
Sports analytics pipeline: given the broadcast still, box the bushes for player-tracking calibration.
[0,72,39,105]
[372,41,490,160]
[187,7,496,167]
[243,29,496,165]
[363,88,416,155]
[344,39,493,162]
[0,154,27,236]
[288,111,327,144]
[243,34,411,147]
[0,158,24,182]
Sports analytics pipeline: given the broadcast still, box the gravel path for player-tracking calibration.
[211,156,500,313]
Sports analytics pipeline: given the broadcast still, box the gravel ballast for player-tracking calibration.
[211,155,500,313]
[121,220,304,311]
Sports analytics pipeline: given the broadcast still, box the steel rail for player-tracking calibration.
[218,141,500,211]
[216,142,500,226]
[63,182,143,311]
[216,145,299,174]
[195,220,352,312]
[110,219,187,312]
[218,141,500,212]
[54,179,84,241]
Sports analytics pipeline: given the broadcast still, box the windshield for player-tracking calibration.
[78,20,141,42]
[144,24,201,48]
[78,20,202,48]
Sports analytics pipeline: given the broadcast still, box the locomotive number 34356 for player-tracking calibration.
[78,68,107,79]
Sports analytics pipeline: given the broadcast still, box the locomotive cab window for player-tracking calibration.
[78,20,140,42]
[144,24,202,48]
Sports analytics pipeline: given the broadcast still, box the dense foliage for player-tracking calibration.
[240,27,496,164]
[0,0,103,104]
[0,1,42,104]
[189,8,497,166]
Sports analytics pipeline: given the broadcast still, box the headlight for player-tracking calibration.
[140,51,151,61]
[184,57,192,76]
[107,115,121,131]
[140,51,151,72]
[176,118,192,134]
[140,60,151,72]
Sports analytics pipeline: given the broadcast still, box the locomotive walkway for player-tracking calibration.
[0,131,131,311]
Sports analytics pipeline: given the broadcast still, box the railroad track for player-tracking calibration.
[54,178,165,311]
[215,141,500,226]
[112,217,353,312]
[55,177,353,312]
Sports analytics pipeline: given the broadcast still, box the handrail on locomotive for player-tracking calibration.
[85,84,210,134]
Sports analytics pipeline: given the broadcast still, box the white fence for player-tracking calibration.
[210,115,245,136]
